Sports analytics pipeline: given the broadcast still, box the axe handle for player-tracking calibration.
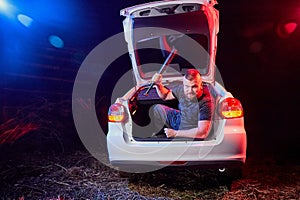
[144,47,177,96]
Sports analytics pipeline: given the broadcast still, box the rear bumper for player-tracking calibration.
[107,123,246,171]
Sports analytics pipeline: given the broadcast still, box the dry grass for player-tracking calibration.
[0,150,299,200]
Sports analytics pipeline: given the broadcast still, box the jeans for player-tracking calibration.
[153,104,181,131]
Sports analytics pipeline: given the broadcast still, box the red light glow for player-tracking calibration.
[276,22,298,38]
[0,123,38,144]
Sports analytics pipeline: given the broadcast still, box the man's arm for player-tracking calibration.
[164,120,211,139]
[152,73,175,100]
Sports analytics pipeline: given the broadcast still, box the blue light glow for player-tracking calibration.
[17,14,33,27]
[48,35,64,48]
[0,0,15,18]
[0,0,8,11]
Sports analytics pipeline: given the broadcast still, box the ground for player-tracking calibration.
[0,148,299,200]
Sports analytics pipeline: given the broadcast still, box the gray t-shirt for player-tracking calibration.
[172,84,214,130]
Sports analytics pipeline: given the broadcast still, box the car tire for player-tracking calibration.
[118,171,133,178]
[217,167,243,188]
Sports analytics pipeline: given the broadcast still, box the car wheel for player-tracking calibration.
[118,171,129,178]
[217,167,243,187]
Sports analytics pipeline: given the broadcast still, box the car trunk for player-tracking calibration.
[128,81,220,141]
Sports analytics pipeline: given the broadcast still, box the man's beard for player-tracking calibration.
[185,93,197,101]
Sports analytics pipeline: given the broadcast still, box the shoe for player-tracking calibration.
[151,132,166,138]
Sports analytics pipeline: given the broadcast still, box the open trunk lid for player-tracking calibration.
[121,0,219,86]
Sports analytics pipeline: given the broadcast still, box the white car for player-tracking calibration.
[106,0,246,177]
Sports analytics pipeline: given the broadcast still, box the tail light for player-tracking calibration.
[108,103,125,122]
[219,97,243,119]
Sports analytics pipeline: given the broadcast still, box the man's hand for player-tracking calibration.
[164,120,211,139]
[164,128,177,138]
[152,73,162,85]
[152,73,175,100]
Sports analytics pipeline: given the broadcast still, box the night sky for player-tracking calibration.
[1,0,300,160]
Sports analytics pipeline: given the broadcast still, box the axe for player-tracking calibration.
[144,47,177,96]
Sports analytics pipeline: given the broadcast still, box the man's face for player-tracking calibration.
[183,76,203,100]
